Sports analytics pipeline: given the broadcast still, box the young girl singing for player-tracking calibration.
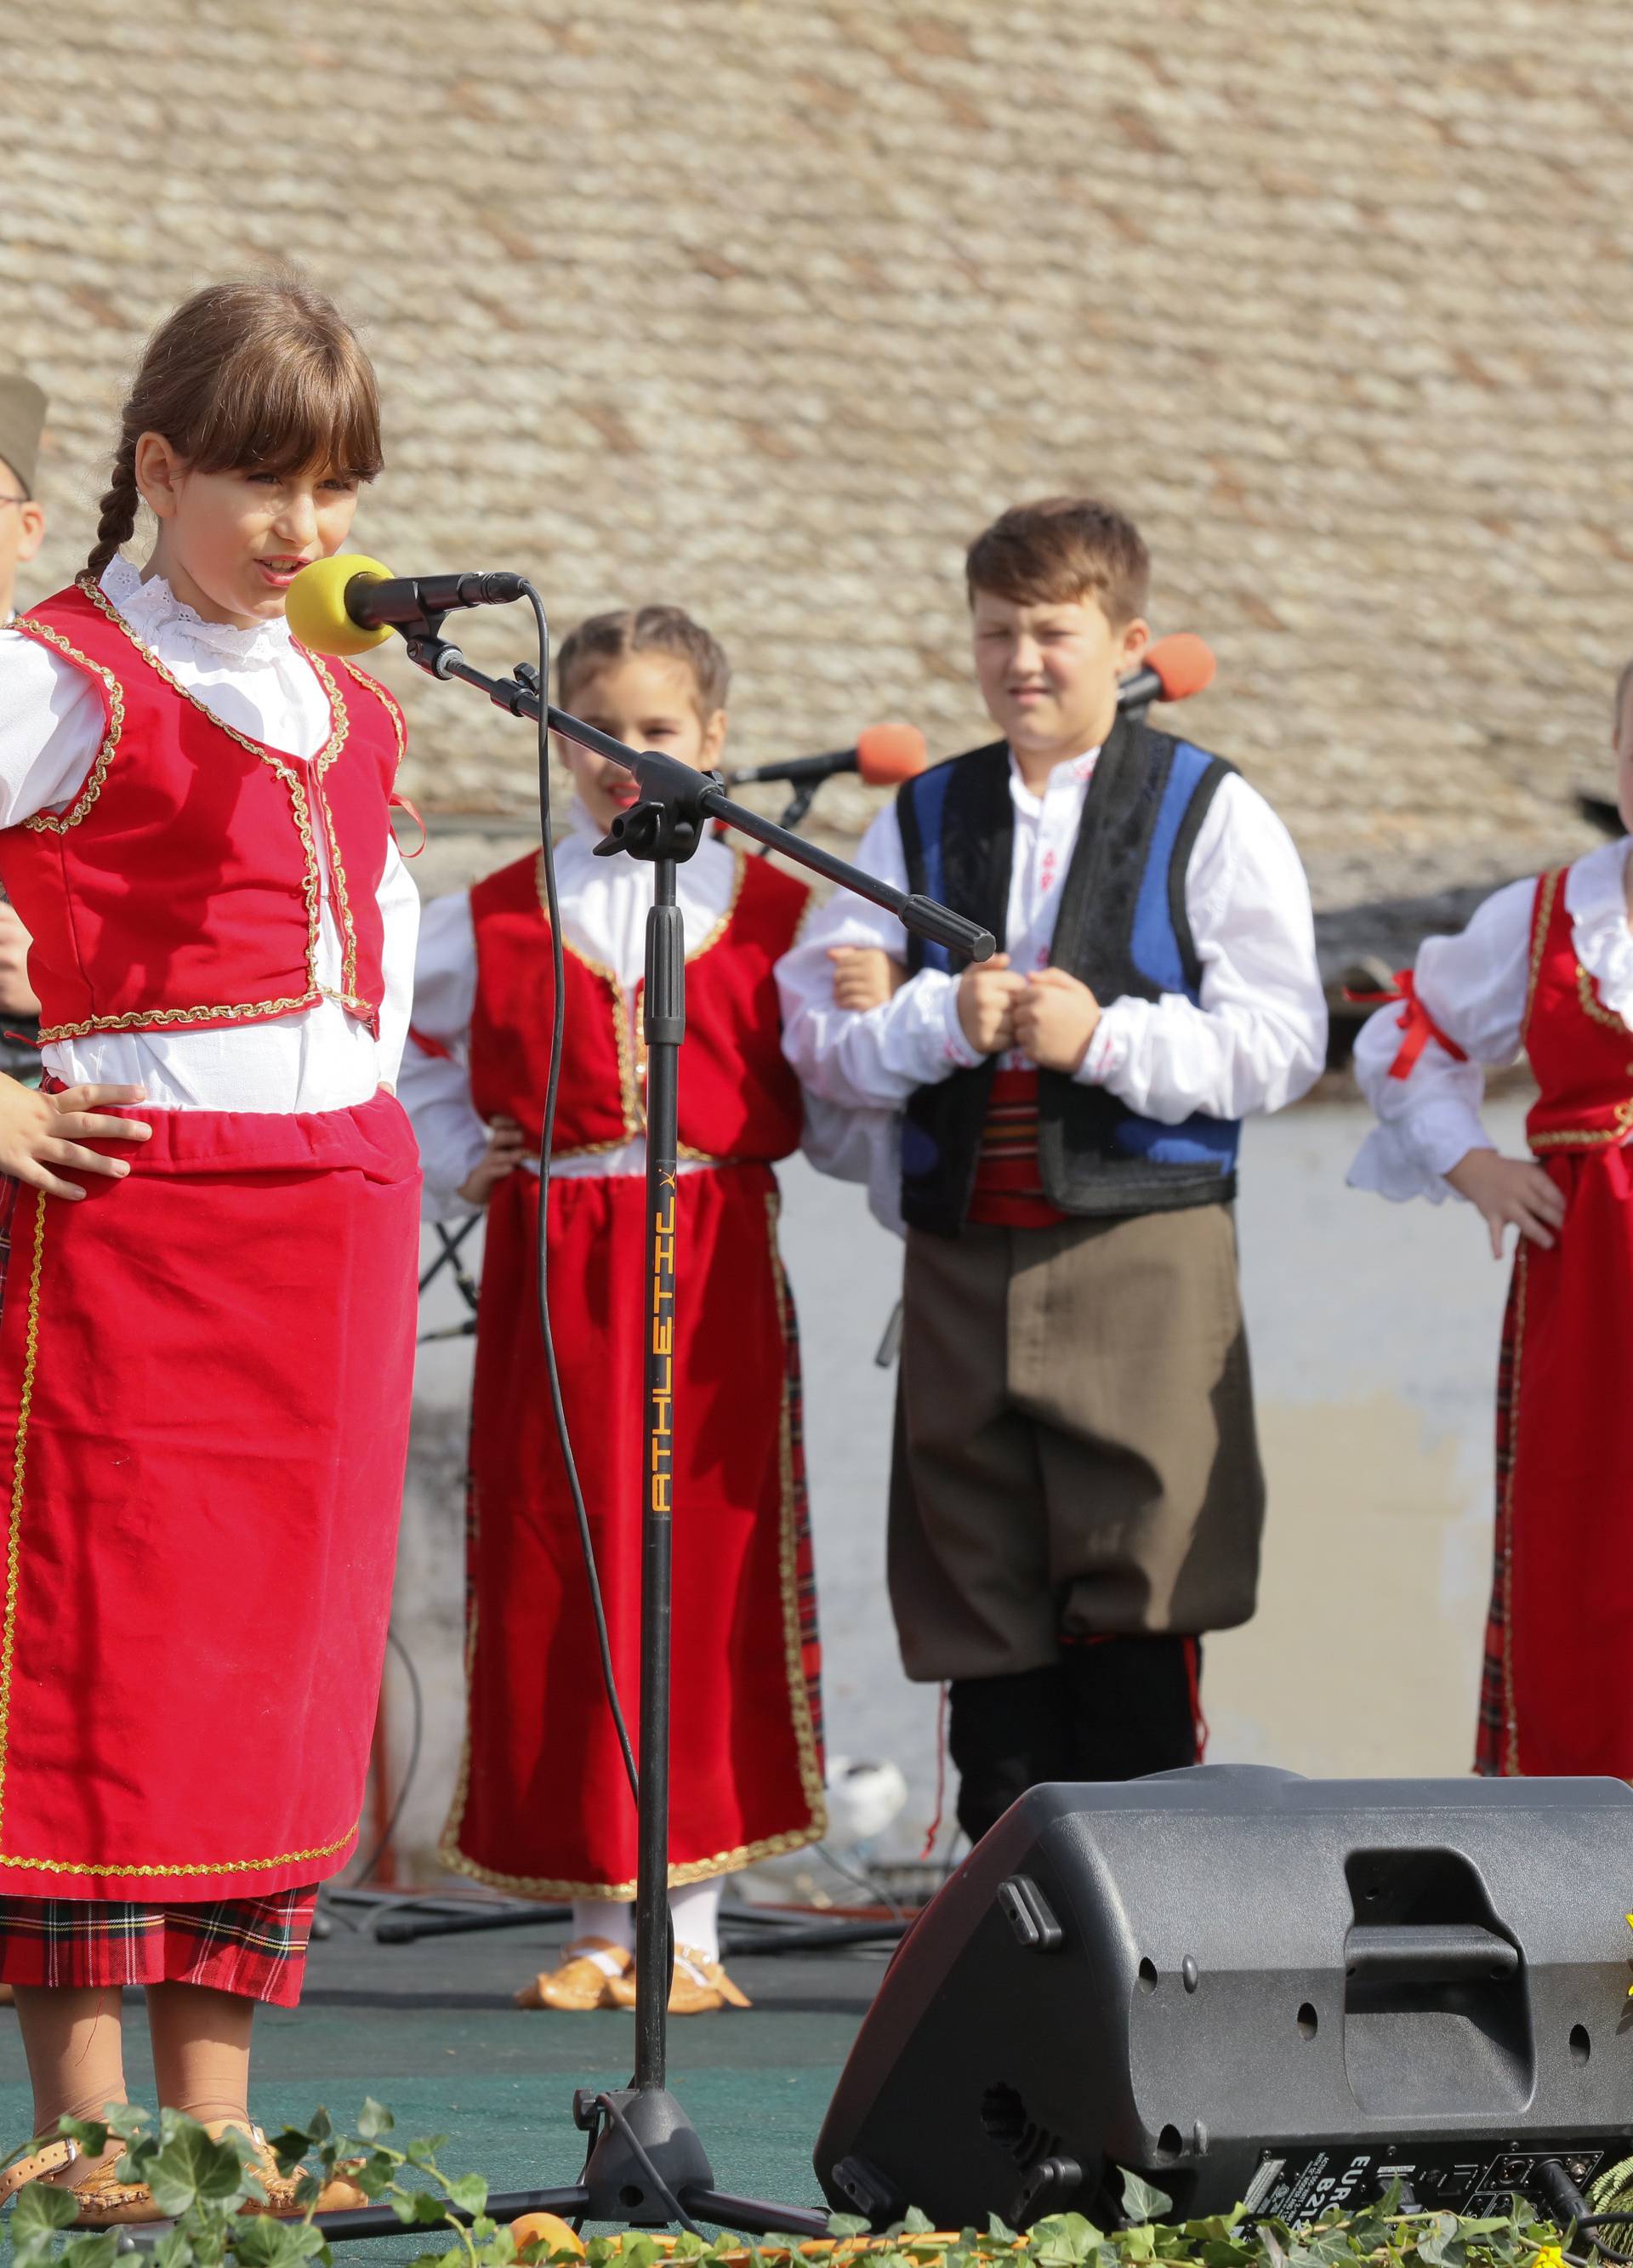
[1349,666,1633,1780]
[401,607,828,2015]
[0,277,420,2221]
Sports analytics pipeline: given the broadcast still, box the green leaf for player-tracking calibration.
[356,2100,395,2141]
[410,2188,454,2225]
[59,2234,120,2268]
[405,2137,452,2171]
[989,2216,1021,2246]
[1120,2174,1175,2228]
[233,2214,321,2268]
[830,2218,873,2241]
[447,2173,489,2216]
[902,2210,936,2237]
[12,2180,86,2237]
[154,2231,197,2268]
[55,2118,111,2159]
[146,2123,256,2218]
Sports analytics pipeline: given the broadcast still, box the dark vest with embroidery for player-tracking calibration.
[896,712,1242,1237]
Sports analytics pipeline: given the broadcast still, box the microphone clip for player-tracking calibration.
[593,759,726,866]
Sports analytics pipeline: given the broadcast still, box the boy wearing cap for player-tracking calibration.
[0,376,48,1023]
[0,375,47,626]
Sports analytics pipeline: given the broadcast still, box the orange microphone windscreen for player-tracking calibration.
[1145,633,1216,704]
[856,723,929,786]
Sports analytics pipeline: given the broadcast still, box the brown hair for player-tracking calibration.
[1615,658,1633,738]
[86,276,383,578]
[965,496,1151,624]
[555,605,731,717]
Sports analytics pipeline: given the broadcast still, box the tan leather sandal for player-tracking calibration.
[0,2136,161,2226]
[515,1936,632,2011]
[203,2123,367,2218]
[605,1945,752,2016]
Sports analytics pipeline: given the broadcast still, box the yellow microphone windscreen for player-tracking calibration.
[286,556,395,657]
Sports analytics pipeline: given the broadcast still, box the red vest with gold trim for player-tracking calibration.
[0,578,403,1043]
[468,845,808,1162]
[1523,866,1633,1153]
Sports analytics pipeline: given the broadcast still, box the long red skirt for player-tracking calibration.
[0,1092,420,1900]
[441,1161,826,1896]
[1477,1146,1633,1775]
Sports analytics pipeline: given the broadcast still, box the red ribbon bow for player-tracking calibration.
[1343,968,1468,1080]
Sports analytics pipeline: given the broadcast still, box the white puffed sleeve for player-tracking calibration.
[373,839,421,1091]
[1075,773,1327,1121]
[1346,875,1533,1205]
[398,888,488,1220]
[777,803,982,1109]
[0,628,109,824]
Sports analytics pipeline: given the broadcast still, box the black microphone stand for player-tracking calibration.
[306,608,993,2247]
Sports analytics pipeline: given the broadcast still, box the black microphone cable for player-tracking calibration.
[522,584,640,1809]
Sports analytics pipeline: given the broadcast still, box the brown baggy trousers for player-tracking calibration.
[888,1204,1266,1683]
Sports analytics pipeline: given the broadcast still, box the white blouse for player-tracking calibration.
[777,747,1327,1124]
[402,803,748,1214]
[0,555,418,1112]
[1349,838,1633,1203]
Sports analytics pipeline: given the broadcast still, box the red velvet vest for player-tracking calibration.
[1524,866,1633,1153]
[0,578,403,1043]
[468,846,808,1162]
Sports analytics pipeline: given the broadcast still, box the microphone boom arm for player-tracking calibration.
[404,626,996,962]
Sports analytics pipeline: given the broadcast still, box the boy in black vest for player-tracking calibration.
[779,497,1326,1842]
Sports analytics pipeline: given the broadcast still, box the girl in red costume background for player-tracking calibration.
[0,278,419,2221]
[1349,663,1633,1780]
[401,607,838,2016]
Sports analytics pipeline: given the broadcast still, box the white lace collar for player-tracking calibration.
[1568,836,1633,1021]
[100,553,296,670]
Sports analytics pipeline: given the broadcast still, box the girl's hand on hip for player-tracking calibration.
[458,1114,529,1207]
[1445,1147,1568,1257]
[0,1077,151,1201]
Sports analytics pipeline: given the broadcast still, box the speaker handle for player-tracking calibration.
[1344,1923,1519,1984]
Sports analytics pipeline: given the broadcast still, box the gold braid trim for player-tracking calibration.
[1500,1245,1529,1777]
[532,852,643,1148]
[1521,869,1561,1045]
[0,1834,356,1880]
[10,620,125,833]
[0,1193,357,1875]
[437,1181,827,1898]
[0,1195,46,1841]
[1575,960,1633,1033]
[19,577,339,1033]
[1530,1102,1633,1149]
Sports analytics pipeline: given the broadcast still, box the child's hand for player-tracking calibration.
[1446,1148,1568,1257]
[957,954,1028,1054]
[1011,967,1102,1072]
[458,1114,530,1207]
[0,903,39,1019]
[0,1077,151,1201]
[828,945,906,1013]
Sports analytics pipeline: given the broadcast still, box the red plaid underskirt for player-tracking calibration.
[0,1175,319,2006]
[0,1885,320,2007]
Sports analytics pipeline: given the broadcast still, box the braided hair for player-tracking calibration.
[83,274,383,580]
[85,430,140,580]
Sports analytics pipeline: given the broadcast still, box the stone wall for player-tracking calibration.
[7,0,1631,914]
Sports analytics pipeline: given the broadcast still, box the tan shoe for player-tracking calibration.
[203,2122,368,2217]
[605,1945,752,2015]
[0,2136,161,2226]
[514,1936,632,2011]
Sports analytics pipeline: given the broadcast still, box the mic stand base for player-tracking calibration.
[304,2088,829,2245]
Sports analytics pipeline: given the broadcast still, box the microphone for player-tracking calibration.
[726,722,928,791]
[286,555,526,657]
[1117,632,1215,710]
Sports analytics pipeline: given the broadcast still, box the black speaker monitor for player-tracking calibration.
[815,1767,1633,2231]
